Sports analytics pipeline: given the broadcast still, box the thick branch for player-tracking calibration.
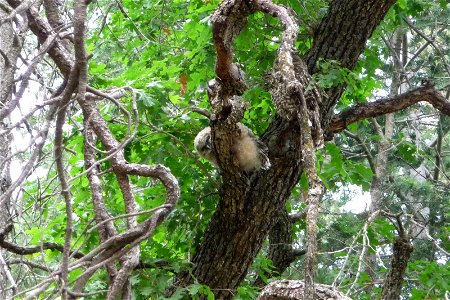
[6,0,73,77]
[253,3,324,298]
[329,85,449,138]
[210,0,253,94]
[306,0,396,120]
[43,0,64,30]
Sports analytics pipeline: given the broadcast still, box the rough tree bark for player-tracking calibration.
[381,214,414,300]
[0,2,23,297]
[173,0,397,298]
[258,280,351,300]
[380,236,413,299]
[2,1,180,299]
[4,0,449,298]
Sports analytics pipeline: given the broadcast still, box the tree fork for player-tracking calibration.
[172,0,398,298]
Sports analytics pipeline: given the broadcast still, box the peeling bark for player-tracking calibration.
[258,280,351,300]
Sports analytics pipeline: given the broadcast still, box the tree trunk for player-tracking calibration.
[0,3,23,298]
[381,236,413,300]
[363,28,404,292]
[174,0,396,298]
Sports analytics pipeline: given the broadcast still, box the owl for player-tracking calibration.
[194,123,271,172]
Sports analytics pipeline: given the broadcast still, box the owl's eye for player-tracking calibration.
[201,135,211,152]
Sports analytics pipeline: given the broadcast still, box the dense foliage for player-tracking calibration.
[0,0,449,299]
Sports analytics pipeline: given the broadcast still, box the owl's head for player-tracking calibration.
[194,127,217,165]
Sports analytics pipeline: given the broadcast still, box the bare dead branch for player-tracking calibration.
[0,106,57,208]
[343,130,376,174]
[0,237,84,259]
[0,96,61,137]
[88,204,173,234]
[7,259,53,272]
[54,101,73,298]
[347,211,380,295]
[94,2,115,39]
[0,29,68,120]
[68,289,108,298]
[404,18,450,77]
[6,0,73,77]
[0,252,16,292]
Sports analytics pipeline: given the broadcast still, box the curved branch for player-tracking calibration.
[328,85,450,138]
[210,0,253,91]
[0,239,84,259]
[14,201,176,300]
[7,259,53,272]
